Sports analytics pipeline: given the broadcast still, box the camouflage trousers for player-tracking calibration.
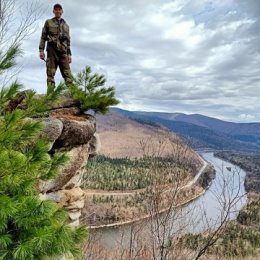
[46,45,73,86]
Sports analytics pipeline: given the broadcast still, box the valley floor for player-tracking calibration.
[81,156,213,228]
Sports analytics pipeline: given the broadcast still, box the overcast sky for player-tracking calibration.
[15,0,260,122]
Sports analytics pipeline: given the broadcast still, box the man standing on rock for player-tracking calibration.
[39,3,73,87]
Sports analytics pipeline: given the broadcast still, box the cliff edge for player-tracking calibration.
[36,97,101,226]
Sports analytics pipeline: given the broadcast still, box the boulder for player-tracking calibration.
[53,118,95,149]
[48,97,80,110]
[40,118,63,150]
[49,107,81,117]
[38,144,89,193]
[68,209,82,221]
[36,96,100,229]
[89,133,101,158]
[40,187,85,208]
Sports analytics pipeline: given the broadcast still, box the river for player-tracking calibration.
[89,152,247,248]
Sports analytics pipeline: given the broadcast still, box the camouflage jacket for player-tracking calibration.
[39,17,71,55]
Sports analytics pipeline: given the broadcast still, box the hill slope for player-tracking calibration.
[95,110,202,167]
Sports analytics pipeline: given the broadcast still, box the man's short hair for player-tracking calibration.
[53,3,62,10]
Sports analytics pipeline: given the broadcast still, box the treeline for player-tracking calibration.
[83,156,189,191]
[180,222,260,257]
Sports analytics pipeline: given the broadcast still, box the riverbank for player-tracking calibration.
[83,153,249,260]
[88,184,210,229]
[82,158,215,229]
[179,151,260,259]
[214,151,260,193]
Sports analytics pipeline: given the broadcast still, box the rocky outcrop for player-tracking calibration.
[33,97,101,226]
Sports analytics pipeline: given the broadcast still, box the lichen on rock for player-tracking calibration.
[33,96,101,225]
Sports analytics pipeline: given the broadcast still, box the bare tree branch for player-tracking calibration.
[0,0,43,85]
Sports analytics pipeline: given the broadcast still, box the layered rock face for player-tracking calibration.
[35,97,100,226]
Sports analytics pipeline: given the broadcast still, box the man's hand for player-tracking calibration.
[68,55,72,64]
[39,51,45,60]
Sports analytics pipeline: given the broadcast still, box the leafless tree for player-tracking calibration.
[0,0,42,84]
[138,138,203,260]
[83,137,245,260]
[192,167,245,260]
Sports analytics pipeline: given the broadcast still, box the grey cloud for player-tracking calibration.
[9,0,260,122]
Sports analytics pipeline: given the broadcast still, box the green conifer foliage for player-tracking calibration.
[0,46,22,73]
[0,46,88,260]
[69,66,120,114]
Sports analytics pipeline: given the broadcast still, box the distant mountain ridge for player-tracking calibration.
[111,108,260,152]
